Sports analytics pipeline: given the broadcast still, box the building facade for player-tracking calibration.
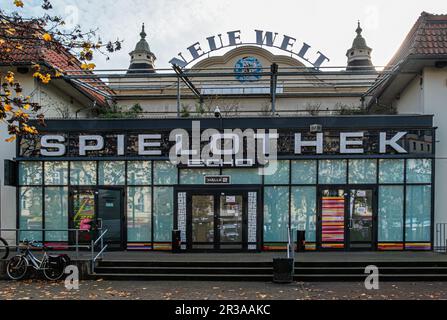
[2,13,446,253]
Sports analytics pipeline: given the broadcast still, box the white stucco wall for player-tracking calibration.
[0,67,92,244]
[422,68,447,226]
[395,75,423,114]
[396,67,447,228]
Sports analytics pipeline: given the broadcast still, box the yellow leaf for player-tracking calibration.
[4,104,12,112]
[0,38,5,45]
[5,136,16,143]
[81,63,96,70]
[23,104,30,110]
[42,33,52,42]
[5,71,15,84]
[41,74,51,84]
[14,0,24,8]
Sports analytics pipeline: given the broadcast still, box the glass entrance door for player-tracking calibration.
[189,191,247,250]
[219,195,243,250]
[70,187,124,249]
[191,195,215,250]
[71,189,96,244]
[348,189,374,249]
[318,187,376,250]
[97,188,124,249]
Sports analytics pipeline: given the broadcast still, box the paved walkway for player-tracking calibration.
[1,280,447,300]
[3,250,447,263]
[50,250,447,263]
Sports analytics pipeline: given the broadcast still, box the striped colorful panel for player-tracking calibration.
[127,243,152,250]
[153,243,172,251]
[321,243,344,249]
[321,197,345,247]
[378,243,404,250]
[405,243,431,250]
[263,244,287,251]
[305,243,316,251]
[44,242,69,250]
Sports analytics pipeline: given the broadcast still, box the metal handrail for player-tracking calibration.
[435,223,447,253]
[0,227,98,260]
[287,226,294,259]
[91,229,108,273]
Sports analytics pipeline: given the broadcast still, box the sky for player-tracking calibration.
[3,0,447,70]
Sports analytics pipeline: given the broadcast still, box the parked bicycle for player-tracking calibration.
[0,236,9,260]
[6,240,70,281]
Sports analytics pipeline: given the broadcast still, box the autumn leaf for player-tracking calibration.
[23,104,31,110]
[5,136,16,143]
[4,104,13,112]
[42,33,52,42]
[81,63,96,70]
[5,71,15,84]
[14,0,24,7]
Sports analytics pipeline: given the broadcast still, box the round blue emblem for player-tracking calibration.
[234,56,262,82]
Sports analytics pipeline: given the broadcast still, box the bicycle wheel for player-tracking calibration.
[43,259,65,281]
[0,237,9,260]
[6,255,28,280]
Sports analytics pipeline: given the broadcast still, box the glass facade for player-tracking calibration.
[264,186,289,242]
[318,160,347,184]
[378,186,404,242]
[16,157,434,250]
[349,159,377,184]
[406,185,431,242]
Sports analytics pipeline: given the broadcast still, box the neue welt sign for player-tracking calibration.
[170,29,330,68]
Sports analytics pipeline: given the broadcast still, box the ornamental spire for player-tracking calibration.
[346,21,375,71]
[356,20,362,36]
[140,23,146,39]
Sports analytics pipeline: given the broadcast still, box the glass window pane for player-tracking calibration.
[406,159,432,184]
[318,160,347,184]
[378,186,404,241]
[291,160,317,184]
[70,161,97,185]
[127,161,151,185]
[264,161,289,184]
[349,159,377,184]
[19,162,42,185]
[222,168,262,184]
[180,169,220,185]
[45,187,68,241]
[98,161,125,185]
[406,185,431,242]
[154,161,177,185]
[44,162,68,185]
[19,187,42,241]
[291,187,316,242]
[127,187,152,242]
[264,186,289,242]
[379,159,404,184]
[153,187,173,241]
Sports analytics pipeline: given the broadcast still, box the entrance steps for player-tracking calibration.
[91,260,447,281]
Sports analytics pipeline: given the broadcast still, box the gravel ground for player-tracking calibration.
[1,280,447,300]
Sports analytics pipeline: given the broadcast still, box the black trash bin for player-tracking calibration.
[172,230,182,253]
[296,230,306,252]
[273,258,294,283]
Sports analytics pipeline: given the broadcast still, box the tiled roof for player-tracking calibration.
[388,12,447,67]
[0,23,110,107]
